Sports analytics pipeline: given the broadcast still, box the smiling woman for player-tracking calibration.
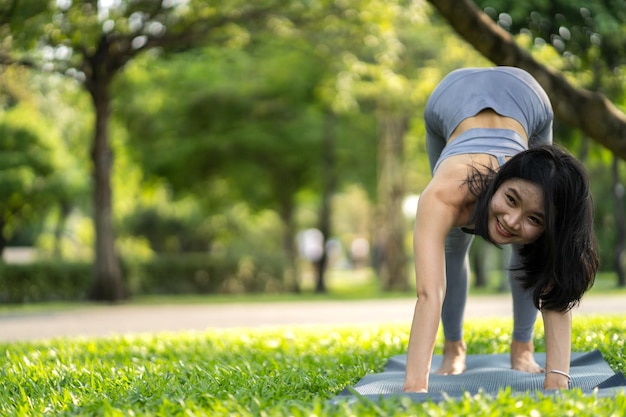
[403,67,599,395]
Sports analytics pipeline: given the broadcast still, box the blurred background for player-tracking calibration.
[0,0,624,305]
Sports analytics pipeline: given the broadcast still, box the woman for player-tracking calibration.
[403,67,598,393]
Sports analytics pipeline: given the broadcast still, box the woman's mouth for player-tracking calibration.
[495,220,514,238]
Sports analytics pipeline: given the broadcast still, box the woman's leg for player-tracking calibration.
[441,228,474,341]
[509,246,543,373]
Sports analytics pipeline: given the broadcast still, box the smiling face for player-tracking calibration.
[488,178,546,245]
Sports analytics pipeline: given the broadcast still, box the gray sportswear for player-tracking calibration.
[424,67,553,342]
[426,66,553,174]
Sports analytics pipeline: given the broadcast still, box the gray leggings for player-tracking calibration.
[440,230,537,342]
[426,129,538,343]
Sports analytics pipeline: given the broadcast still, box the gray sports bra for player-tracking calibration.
[433,127,527,173]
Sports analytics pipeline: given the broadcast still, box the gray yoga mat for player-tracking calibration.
[334,350,626,403]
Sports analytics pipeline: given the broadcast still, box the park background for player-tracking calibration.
[2,1,626,416]
[0,0,625,304]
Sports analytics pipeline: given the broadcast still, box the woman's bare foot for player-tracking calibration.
[435,339,467,375]
[510,339,544,373]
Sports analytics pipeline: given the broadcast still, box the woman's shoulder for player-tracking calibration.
[422,171,466,211]
[425,155,493,224]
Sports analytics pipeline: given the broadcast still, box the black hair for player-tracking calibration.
[466,144,599,312]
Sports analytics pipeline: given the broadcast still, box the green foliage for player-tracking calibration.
[132,252,286,295]
[132,254,229,295]
[587,157,626,271]
[123,204,213,254]
[112,0,429,210]
[0,261,91,303]
[0,0,51,52]
[115,41,364,207]
[33,0,291,74]
[0,65,91,251]
[477,0,626,70]
[0,317,624,415]
[0,248,287,303]
[0,92,56,245]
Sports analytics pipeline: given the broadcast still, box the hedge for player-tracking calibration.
[0,252,286,304]
[0,261,91,303]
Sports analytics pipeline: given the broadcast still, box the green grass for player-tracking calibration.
[1,316,625,416]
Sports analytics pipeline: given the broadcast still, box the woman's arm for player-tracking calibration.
[403,185,457,392]
[542,309,572,390]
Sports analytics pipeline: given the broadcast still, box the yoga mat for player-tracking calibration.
[334,350,626,403]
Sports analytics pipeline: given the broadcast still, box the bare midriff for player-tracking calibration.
[448,109,528,144]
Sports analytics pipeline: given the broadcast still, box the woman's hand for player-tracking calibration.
[542,309,573,390]
[404,166,467,396]
[544,371,571,390]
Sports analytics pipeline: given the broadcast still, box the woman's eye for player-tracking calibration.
[506,194,515,203]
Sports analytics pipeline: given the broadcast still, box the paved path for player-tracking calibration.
[0,294,624,343]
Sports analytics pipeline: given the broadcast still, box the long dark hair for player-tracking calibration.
[466,145,598,312]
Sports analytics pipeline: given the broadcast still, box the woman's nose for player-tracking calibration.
[504,211,522,230]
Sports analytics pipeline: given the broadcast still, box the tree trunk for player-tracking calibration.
[313,111,337,294]
[613,156,626,287]
[426,0,626,160]
[87,79,124,302]
[280,199,300,293]
[376,111,409,292]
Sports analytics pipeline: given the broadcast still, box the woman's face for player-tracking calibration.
[488,178,546,245]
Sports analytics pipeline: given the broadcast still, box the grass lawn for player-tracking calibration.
[0,269,625,415]
[1,316,625,416]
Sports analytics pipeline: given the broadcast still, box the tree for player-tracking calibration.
[3,0,292,301]
[114,0,424,293]
[426,0,626,161]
